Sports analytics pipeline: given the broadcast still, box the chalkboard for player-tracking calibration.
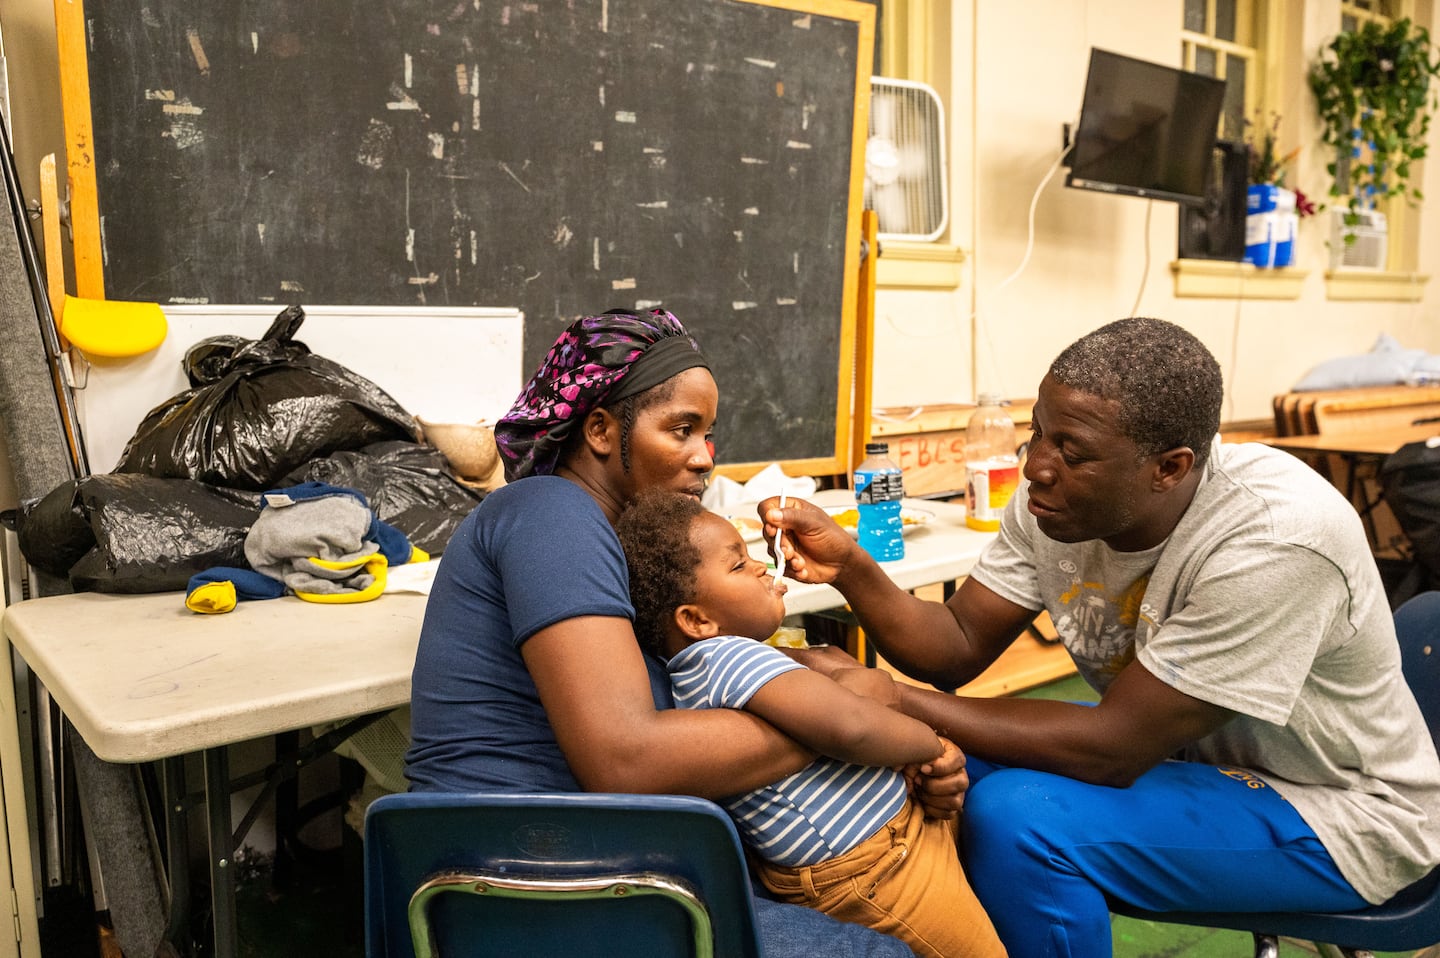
[57,0,875,478]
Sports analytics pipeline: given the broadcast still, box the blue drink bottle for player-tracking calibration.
[854,442,905,562]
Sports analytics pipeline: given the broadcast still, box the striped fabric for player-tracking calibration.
[669,636,907,867]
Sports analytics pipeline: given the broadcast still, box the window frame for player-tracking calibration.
[1173,0,1308,298]
[1331,0,1421,277]
[1182,0,1262,144]
[1342,0,1410,33]
[870,0,965,289]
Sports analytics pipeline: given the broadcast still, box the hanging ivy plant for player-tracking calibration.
[1307,17,1440,215]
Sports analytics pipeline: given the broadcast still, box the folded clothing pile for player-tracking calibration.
[185,482,428,613]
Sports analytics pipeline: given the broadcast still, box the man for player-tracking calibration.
[766,317,1440,958]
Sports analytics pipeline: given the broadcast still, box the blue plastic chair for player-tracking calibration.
[1109,591,1440,957]
[364,791,763,958]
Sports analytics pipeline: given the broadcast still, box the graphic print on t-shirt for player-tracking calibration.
[1051,564,1149,690]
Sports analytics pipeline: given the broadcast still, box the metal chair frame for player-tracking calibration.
[407,870,715,958]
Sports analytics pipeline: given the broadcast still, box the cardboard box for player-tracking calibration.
[871,401,1034,498]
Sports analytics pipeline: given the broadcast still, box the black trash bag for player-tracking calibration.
[283,440,483,555]
[115,305,418,490]
[15,474,262,594]
[11,480,98,580]
[1380,440,1440,607]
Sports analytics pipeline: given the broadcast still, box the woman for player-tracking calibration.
[405,309,963,957]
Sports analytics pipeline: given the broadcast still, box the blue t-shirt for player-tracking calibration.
[405,476,672,792]
[405,479,921,956]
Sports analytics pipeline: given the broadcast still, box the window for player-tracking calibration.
[1172,0,1307,298]
[876,0,941,87]
[1334,3,1404,215]
[1182,0,1261,143]
[1329,0,1428,282]
[870,0,964,289]
[1342,0,1407,33]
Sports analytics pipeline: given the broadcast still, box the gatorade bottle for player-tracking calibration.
[965,394,1020,532]
[854,441,905,561]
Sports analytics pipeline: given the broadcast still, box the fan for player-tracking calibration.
[864,77,948,242]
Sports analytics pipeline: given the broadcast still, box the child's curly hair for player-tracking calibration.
[615,489,706,658]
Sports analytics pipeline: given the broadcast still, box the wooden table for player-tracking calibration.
[0,489,995,958]
[1267,425,1440,458]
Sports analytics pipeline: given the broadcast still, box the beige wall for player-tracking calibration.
[3,0,1437,429]
[0,0,63,221]
[875,0,1440,424]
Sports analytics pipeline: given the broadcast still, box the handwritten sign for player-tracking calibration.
[873,401,1034,498]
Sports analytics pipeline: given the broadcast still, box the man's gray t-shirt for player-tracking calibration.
[971,440,1440,903]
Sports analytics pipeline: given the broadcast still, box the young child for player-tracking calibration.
[616,489,1006,958]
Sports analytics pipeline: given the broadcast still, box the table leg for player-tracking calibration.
[273,730,299,890]
[161,756,191,950]
[1341,453,1388,553]
[203,747,238,958]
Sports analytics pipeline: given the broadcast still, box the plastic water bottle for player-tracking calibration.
[854,441,905,562]
[965,394,1020,532]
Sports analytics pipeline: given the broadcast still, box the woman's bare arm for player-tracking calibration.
[523,616,815,797]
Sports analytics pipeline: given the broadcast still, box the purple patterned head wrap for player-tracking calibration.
[495,309,710,481]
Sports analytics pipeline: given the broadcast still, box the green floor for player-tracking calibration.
[227,673,1423,957]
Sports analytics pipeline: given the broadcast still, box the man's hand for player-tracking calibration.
[904,736,968,820]
[758,496,862,584]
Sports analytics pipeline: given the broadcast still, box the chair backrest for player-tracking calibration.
[1394,591,1440,748]
[364,792,763,958]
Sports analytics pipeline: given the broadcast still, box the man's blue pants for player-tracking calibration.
[962,757,1368,958]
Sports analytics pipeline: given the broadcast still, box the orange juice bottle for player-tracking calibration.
[965,394,1019,532]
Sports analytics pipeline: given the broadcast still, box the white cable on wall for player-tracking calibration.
[968,140,1071,399]
[1129,199,1153,317]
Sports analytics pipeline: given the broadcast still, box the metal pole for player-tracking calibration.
[0,104,89,479]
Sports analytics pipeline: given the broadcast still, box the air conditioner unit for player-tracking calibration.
[1329,208,1388,271]
[865,77,948,242]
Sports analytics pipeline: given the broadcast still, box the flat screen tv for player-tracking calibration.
[1065,49,1226,206]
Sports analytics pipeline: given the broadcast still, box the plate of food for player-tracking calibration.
[825,505,934,537]
[726,514,765,543]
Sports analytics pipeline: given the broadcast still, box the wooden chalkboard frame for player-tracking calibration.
[55,0,876,481]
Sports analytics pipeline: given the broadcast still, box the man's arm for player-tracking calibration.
[844,572,1040,689]
[763,496,1236,786]
[762,497,1037,687]
[838,570,1235,787]
[897,658,1235,786]
[524,616,816,797]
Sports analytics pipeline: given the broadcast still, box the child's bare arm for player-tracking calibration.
[745,667,943,767]
[779,645,904,709]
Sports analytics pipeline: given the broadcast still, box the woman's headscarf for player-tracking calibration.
[495,309,710,481]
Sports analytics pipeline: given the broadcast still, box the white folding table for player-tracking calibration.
[1,488,993,958]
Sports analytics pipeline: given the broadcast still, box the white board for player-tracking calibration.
[74,304,525,474]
